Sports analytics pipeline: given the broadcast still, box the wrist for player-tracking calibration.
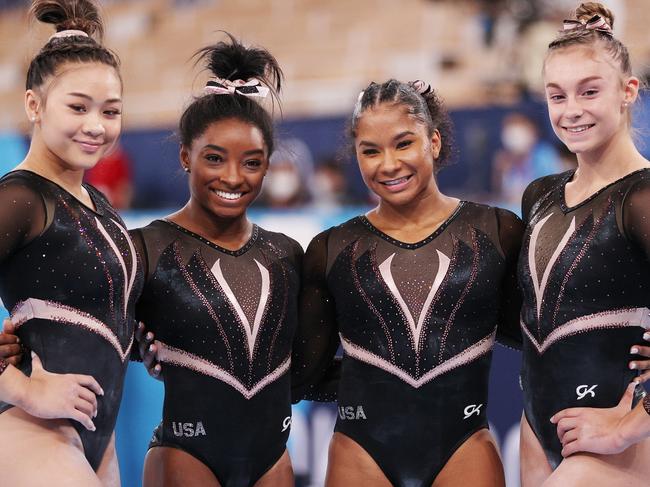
[0,365,29,408]
[616,401,650,449]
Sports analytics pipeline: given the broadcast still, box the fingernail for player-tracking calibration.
[630,362,637,369]
[30,351,35,359]
[550,416,555,423]
[15,337,19,343]
[631,347,639,354]
[99,388,105,396]
[91,424,96,431]
[146,332,153,341]
[148,344,154,352]
[644,333,650,341]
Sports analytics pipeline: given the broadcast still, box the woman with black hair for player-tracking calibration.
[132,34,299,487]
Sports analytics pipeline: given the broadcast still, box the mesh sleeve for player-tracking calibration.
[0,175,47,266]
[622,176,650,264]
[495,208,524,349]
[291,229,340,403]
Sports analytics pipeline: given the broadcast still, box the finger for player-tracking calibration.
[69,409,96,432]
[143,342,157,370]
[636,370,650,384]
[0,333,19,346]
[561,439,583,457]
[134,322,145,343]
[149,362,162,379]
[2,318,16,334]
[6,354,23,366]
[74,374,104,397]
[617,381,637,409]
[557,417,578,440]
[76,386,98,415]
[551,408,581,424]
[0,343,22,359]
[30,351,43,371]
[560,428,579,446]
[630,345,650,359]
[74,397,95,418]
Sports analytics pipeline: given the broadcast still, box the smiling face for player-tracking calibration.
[181,118,269,219]
[27,62,123,171]
[544,45,637,156]
[355,102,441,207]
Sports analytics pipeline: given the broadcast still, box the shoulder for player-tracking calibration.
[521,171,570,222]
[257,227,305,260]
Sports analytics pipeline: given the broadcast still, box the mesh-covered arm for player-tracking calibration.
[495,208,524,350]
[291,229,341,403]
[622,176,650,263]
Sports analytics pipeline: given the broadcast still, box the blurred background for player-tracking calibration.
[1,0,650,485]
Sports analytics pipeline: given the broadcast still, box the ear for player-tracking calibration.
[179,145,191,173]
[623,76,640,105]
[430,129,442,160]
[24,89,42,124]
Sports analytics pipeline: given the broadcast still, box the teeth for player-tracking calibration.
[566,125,593,133]
[383,176,409,186]
[214,190,242,200]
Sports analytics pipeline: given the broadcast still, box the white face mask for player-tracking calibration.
[265,169,301,201]
[501,124,537,154]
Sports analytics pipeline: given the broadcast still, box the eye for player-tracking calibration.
[205,154,223,163]
[362,148,379,156]
[548,94,565,102]
[582,89,599,97]
[244,159,263,168]
[396,140,413,149]
[104,108,122,117]
[69,104,86,113]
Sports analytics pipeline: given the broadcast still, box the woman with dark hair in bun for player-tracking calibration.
[0,0,140,485]
[290,79,524,487]
[131,34,299,487]
[517,2,650,485]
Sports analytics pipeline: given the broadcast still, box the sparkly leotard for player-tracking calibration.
[132,219,301,487]
[0,170,142,470]
[519,169,650,468]
[292,202,523,487]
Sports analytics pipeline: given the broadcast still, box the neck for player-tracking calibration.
[18,135,85,193]
[374,181,454,228]
[574,130,648,183]
[173,199,252,248]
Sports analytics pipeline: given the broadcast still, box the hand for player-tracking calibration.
[0,318,23,365]
[629,331,650,383]
[135,322,162,380]
[550,381,636,457]
[18,352,104,431]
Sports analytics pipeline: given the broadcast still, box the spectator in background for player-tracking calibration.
[311,157,354,210]
[260,137,313,208]
[0,132,28,177]
[84,144,134,210]
[492,112,563,206]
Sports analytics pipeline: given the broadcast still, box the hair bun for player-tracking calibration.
[30,0,104,40]
[575,2,615,30]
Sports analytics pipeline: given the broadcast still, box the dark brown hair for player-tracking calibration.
[26,0,120,90]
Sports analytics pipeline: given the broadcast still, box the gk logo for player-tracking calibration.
[281,416,291,432]
[463,404,483,419]
[576,384,598,400]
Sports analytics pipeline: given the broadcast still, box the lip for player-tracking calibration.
[562,123,595,135]
[74,140,103,153]
[378,174,413,193]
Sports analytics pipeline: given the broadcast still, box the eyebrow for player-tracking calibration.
[66,92,122,103]
[358,131,416,147]
[545,76,603,89]
[202,145,265,156]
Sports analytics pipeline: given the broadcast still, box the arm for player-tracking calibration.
[291,229,341,403]
[495,208,524,349]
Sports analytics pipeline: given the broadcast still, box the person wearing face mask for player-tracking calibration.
[492,112,564,206]
[517,3,650,485]
[261,137,314,208]
[291,79,524,487]
[0,1,142,485]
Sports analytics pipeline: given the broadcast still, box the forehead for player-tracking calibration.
[46,62,122,98]
[194,118,266,149]
[544,46,621,86]
[356,102,424,136]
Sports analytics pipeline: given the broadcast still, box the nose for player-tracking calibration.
[380,149,402,174]
[564,95,584,120]
[81,113,105,138]
[220,161,244,187]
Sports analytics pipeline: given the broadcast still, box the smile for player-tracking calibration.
[74,140,103,153]
[212,189,243,200]
[380,175,412,186]
[564,124,595,133]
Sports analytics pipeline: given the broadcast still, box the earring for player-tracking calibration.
[622,101,630,108]
[183,166,190,173]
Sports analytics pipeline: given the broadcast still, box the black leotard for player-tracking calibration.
[292,202,523,487]
[519,168,650,468]
[132,219,301,487]
[0,170,142,470]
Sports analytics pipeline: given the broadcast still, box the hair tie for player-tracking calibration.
[410,80,432,96]
[204,77,269,98]
[562,14,613,36]
[48,29,89,42]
